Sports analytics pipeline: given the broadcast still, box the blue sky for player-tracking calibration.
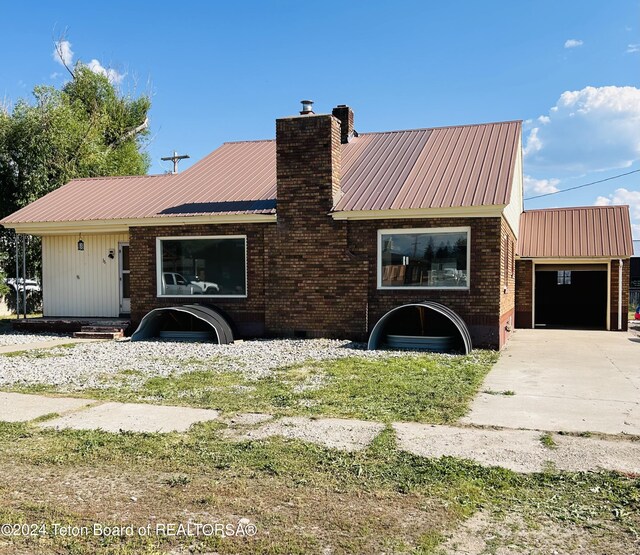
[1,1,639,235]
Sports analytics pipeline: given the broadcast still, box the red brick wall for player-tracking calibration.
[610,259,630,331]
[265,114,368,338]
[515,259,533,328]
[129,223,271,337]
[346,217,504,348]
[129,216,507,347]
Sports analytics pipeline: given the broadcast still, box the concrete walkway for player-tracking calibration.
[1,391,639,474]
[0,392,219,433]
[464,328,640,435]
[0,337,102,354]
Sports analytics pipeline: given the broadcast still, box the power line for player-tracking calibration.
[524,169,640,201]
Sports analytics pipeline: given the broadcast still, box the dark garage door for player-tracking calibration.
[535,265,607,329]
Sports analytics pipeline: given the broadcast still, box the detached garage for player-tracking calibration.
[515,206,633,331]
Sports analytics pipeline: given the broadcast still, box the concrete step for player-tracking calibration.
[73,330,123,340]
[79,326,125,333]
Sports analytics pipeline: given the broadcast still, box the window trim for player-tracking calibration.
[156,235,248,299]
[377,227,471,291]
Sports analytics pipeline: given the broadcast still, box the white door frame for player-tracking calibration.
[119,242,130,315]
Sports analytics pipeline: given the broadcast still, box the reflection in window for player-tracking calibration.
[557,270,572,285]
[379,229,469,288]
[158,237,246,297]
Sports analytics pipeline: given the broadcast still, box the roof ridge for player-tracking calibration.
[68,173,170,182]
[361,120,523,136]
[219,121,523,145]
[524,205,629,213]
[222,138,275,145]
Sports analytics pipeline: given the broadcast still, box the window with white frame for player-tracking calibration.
[157,236,247,297]
[378,228,470,289]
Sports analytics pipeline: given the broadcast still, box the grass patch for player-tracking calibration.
[30,412,60,423]
[12,350,498,424]
[540,433,558,449]
[163,474,191,487]
[0,421,636,553]
[483,389,515,396]
[282,351,498,422]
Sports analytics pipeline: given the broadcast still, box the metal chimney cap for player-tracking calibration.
[300,100,314,115]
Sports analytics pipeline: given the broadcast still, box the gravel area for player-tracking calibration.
[0,331,67,347]
[0,336,423,389]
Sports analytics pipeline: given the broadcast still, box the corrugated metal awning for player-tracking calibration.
[518,206,634,258]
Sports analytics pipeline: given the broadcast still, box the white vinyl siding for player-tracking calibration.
[42,233,129,317]
[503,136,523,238]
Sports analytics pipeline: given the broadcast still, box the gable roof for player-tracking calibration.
[1,120,521,226]
[518,206,634,258]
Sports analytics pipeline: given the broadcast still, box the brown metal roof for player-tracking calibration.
[1,120,521,225]
[518,206,634,258]
[1,141,277,224]
[337,121,520,211]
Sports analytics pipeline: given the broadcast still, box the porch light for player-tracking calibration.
[77,237,85,251]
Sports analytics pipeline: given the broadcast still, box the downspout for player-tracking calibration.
[618,259,623,331]
[22,234,27,319]
[15,233,19,320]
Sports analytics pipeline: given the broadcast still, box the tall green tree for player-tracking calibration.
[0,64,151,281]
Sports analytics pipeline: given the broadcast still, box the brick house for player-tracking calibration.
[1,103,634,350]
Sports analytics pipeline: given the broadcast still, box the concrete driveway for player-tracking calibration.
[463,327,640,435]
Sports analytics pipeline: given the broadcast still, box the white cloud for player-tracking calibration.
[627,44,640,53]
[86,59,125,85]
[564,39,583,48]
[523,127,542,157]
[524,175,560,196]
[595,187,640,237]
[53,40,73,67]
[52,40,124,85]
[524,86,640,173]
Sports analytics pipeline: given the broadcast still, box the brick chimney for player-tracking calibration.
[331,104,355,144]
[275,104,342,223]
[268,102,362,339]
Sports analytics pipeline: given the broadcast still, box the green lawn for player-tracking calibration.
[2,349,638,553]
[14,351,498,423]
[0,421,637,554]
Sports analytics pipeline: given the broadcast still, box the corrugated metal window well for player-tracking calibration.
[132,305,234,343]
[368,302,472,354]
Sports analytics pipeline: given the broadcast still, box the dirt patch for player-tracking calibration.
[0,461,449,554]
[222,412,273,427]
[442,510,635,555]
[229,416,385,452]
[394,423,640,473]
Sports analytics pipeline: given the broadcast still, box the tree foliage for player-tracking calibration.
[0,64,151,280]
[0,252,8,298]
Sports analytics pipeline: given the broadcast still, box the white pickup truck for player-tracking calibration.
[161,272,220,295]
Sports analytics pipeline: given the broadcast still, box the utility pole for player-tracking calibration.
[161,151,190,174]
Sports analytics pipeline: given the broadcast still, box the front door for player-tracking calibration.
[119,243,131,315]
